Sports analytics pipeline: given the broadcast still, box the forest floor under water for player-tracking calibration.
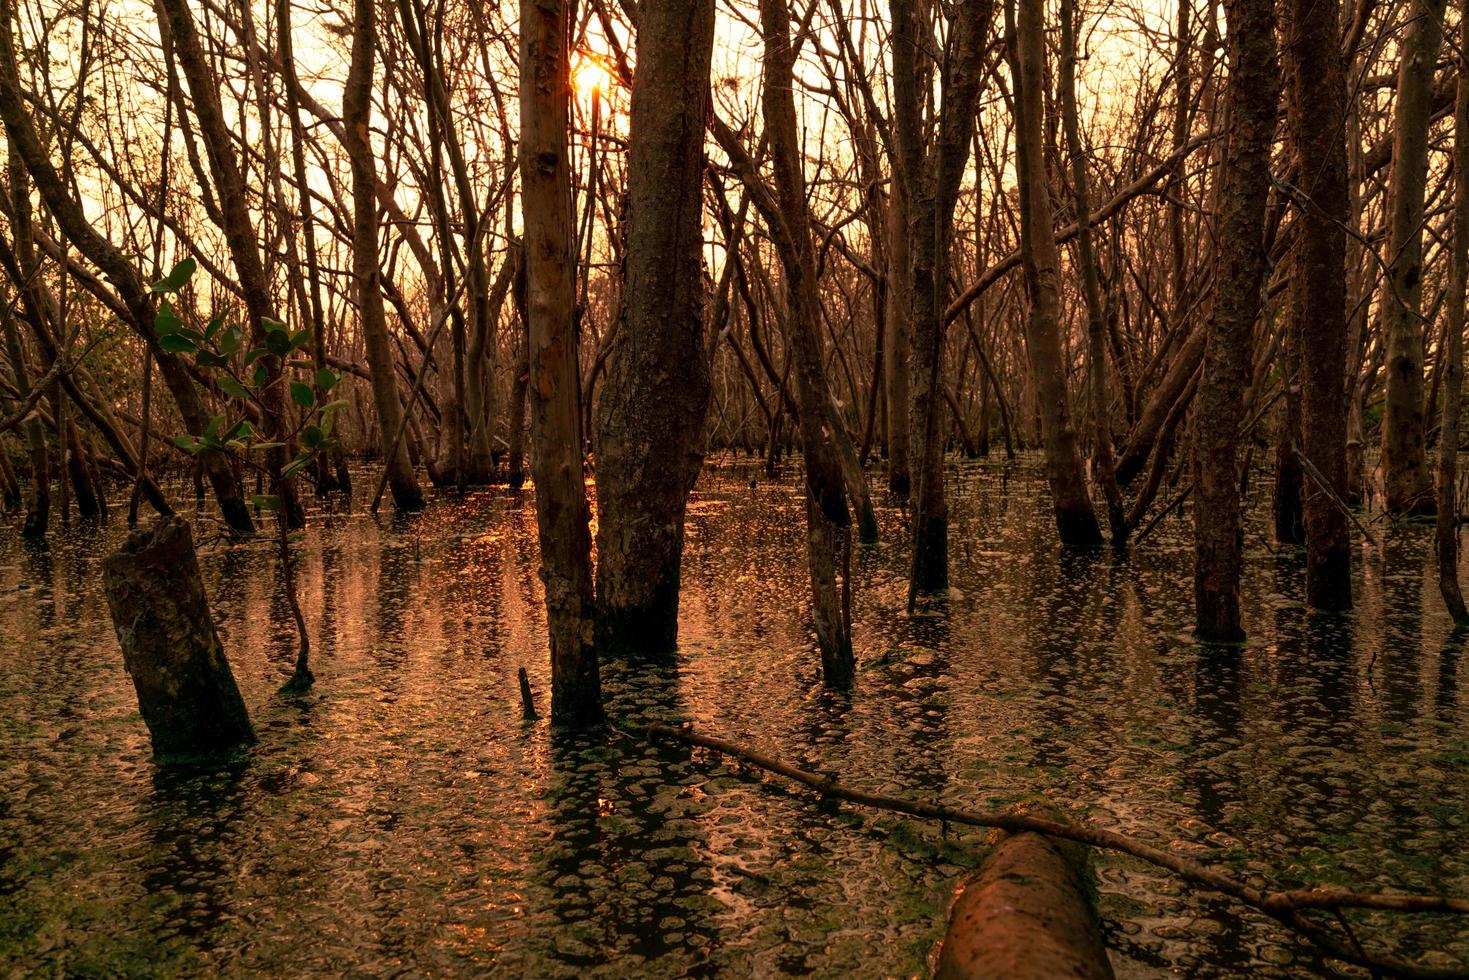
[1,455,1467,978]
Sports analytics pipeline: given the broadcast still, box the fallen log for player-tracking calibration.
[936,802,1114,979]
[643,722,1469,979]
[103,516,254,755]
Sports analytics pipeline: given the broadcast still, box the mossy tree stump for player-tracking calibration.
[103,516,254,755]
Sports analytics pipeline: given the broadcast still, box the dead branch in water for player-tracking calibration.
[644,722,1469,980]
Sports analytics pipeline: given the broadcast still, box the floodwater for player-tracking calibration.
[1,457,1466,978]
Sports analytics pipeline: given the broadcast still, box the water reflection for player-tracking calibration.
[0,460,1465,977]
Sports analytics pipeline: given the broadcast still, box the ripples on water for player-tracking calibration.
[1,457,1466,977]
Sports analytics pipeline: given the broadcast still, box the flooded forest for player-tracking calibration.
[2,0,1469,974]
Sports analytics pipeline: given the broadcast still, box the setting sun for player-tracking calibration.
[571,50,613,98]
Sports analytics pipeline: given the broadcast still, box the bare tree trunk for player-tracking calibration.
[885,181,912,496]
[760,0,855,686]
[1010,0,1101,546]
[1438,3,1469,626]
[1194,0,1278,641]
[345,0,423,512]
[1282,0,1352,608]
[3,148,49,538]
[519,0,602,725]
[155,0,303,527]
[1058,0,1125,542]
[103,517,254,755]
[594,0,717,657]
[1379,0,1448,515]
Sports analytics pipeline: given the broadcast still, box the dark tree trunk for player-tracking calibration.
[1379,0,1448,515]
[103,517,254,755]
[593,0,717,657]
[1010,0,1101,546]
[519,0,602,725]
[1282,0,1352,606]
[1194,0,1278,642]
[1438,4,1469,626]
[760,0,855,686]
[345,0,424,513]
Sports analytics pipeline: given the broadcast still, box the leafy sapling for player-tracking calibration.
[151,257,346,693]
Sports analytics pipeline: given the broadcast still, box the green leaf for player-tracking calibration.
[253,363,269,388]
[320,399,349,414]
[290,329,311,351]
[252,493,280,512]
[222,419,253,442]
[244,347,268,366]
[252,441,285,450]
[220,326,243,357]
[218,375,249,399]
[172,434,201,453]
[266,330,293,358]
[282,452,315,479]
[204,414,225,440]
[290,381,315,408]
[158,333,196,354]
[204,312,226,341]
[302,424,324,449]
[315,367,339,392]
[150,257,196,293]
[196,350,229,369]
[154,300,183,336]
[261,317,288,333]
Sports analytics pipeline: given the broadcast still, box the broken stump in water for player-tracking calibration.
[103,516,255,755]
[935,802,1114,979]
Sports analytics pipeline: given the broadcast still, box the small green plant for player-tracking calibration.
[150,256,341,692]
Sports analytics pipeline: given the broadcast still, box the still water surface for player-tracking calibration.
[1,458,1467,977]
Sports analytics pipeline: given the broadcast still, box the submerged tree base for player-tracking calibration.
[101,516,255,755]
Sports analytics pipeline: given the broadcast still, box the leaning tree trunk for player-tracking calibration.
[1438,5,1469,627]
[593,0,717,657]
[519,0,602,726]
[1011,0,1101,546]
[103,517,255,755]
[1379,0,1448,516]
[344,0,424,513]
[1282,0,1352,608]
[760,0,855,686]
[1194,0,1278,641]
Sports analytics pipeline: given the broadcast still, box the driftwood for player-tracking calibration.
[644,723,1469,980]
[102,517,254,755]
[936,802,1115,979]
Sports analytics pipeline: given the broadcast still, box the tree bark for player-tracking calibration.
[1010,0,1101,546]
[935,806,1114,980]
[760,0,855,686]
[1058,0,1125,542]
[1379,0,1448,515]
[103,517,254,755]
[1282,0,1352,607]
[344,0,424,512]
[1438,2,1469,626]
[884,180,912,496]
[593,0,717,657]
[519,0,602,725]
[1194,0,1278,641]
